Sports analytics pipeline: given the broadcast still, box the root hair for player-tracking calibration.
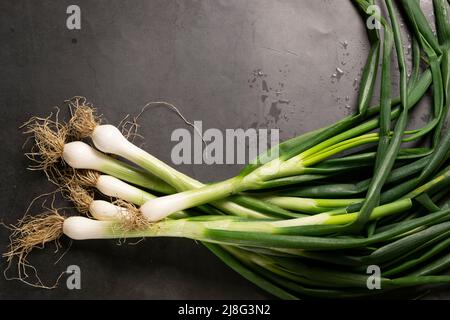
[66,96,101,139]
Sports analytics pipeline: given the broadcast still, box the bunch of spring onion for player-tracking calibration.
[5,0,450,299]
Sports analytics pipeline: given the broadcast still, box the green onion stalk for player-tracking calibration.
[65,161,450,246]
[57,199,450,296]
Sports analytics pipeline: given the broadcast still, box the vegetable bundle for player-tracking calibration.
[4,0,450,299]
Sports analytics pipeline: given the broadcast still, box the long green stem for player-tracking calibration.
[140,133,383,219]
[356,0,380,116]
[349,0,409,232]
[263,196,363,214]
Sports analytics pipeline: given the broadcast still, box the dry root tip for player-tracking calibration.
[22,111,68,175]
[113,199,151,232]
[3,211,65,264]
[62,169,100,188]
[67,97,101,139]
[78,170,101,187]
[62,179,95,216]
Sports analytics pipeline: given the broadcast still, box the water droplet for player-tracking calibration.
[262,80,269,92]
[269,102,281,122]
[341,40,349,49]
[405,43,412,55]
[333,67,345,81]
[345,105,351,109]
[345,96,350,101]
[253,69,265,77]
[341,61,346,66]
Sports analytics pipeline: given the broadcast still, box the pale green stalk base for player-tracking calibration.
[263,196,363,214]
[100,160,175,194]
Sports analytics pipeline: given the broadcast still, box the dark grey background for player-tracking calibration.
[0,0,443,299]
